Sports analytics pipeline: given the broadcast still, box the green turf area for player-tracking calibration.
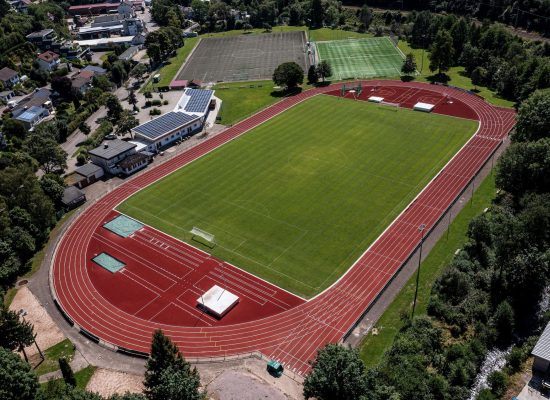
[360,174,496,368]
[74,366,97,389]
[119,95,477,297]
[213,81,314,125]
[316,37,405,80]
[32,339,75,376]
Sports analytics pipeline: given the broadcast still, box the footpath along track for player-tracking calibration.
[51,80,516,376]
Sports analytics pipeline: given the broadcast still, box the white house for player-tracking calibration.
[132,111,202,152]
[0,67,19,88]
[36,51,60,72]
[88,139,137,175]
[14,106,50,130]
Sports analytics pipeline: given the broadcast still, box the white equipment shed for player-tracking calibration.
[413,102,435,112]
[197,285,239,318]
[368,96,384,103]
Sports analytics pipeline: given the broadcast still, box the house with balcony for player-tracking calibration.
[36,51,61,72]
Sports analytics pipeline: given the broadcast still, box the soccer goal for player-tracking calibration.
[191,227,216,248]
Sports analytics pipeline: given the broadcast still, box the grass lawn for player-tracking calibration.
[213,81,300,125]
[119,95,476,297]
[75,366,97,390]
[397,41,515,108]
[32,339,75,376]
[39,366,97,391]
[360,174,496,368]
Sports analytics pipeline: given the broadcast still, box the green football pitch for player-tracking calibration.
[315,37,405,80]
[118,96,477,298]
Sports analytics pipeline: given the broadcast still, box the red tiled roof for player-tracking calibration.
[37,51,59,62]
[169,80,188,88]
[68,3,119,11]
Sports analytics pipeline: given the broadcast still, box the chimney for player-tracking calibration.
[104,144,108,149]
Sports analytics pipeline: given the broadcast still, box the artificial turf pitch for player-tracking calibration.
[118,95,477,298]
[315,37,405,80]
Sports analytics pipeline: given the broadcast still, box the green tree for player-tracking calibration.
[470,66,487,88]
[358,5,372,31]
[149,365,203,400]
[429,30,454,74]
[2,119,27,141]
[401,53,417,76]
[144,330,203,400]
[0,307,35,357]
[116,111,139,137]
[105,94,123,121]
[491,301,514,345]
[24,133,67,174]
[316,60,332,82]
[307,65,318,84]
[273,62,304,89]
[59,357,76,387]
[79,122,91,136]
[309,0,323,27]
[111,61,129,87]
[130,63,148,81]
[0,346,38,400]
[495,138,550,197]
[40,175,65,205]
[514,89,550,142]
[127,90,138,107]
[303,344,367,400]
[487,370,508,398]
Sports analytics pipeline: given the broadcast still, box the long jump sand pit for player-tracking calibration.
[86,368,144,397]
[9,286,65,357]
[177,31,308,83]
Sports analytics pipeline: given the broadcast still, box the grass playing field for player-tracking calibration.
[315,37,405,80]
[118,95,477,297]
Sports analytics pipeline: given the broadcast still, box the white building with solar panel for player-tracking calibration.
[131,89,215,153]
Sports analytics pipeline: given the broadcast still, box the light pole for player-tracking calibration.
[411,223,426,318]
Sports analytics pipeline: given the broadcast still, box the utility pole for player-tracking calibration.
[411,223,426,318]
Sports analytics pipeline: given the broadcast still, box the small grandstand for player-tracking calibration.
[314,37,405,80]
[177,31,308,83]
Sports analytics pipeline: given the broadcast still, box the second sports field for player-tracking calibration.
[118,95,477,297]
[316,37,405,80]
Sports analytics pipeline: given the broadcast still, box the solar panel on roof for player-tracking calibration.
[133,111,198,140]
[184,89,213,113]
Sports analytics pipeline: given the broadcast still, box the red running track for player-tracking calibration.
[51,81,516,376]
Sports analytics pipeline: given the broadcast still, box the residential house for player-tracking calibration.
[0,67,20,88]
[88,139,137,175]
[11,88,53,117]
[36,51,60,72]
[0,90,15,102]
[73,163,105,188]
[14,106,50,130]
[9,0,31,13]
[82,65,107,76]
[71,70,94,95]
[118,46,139,62]
[61,186,86,209]
[26,30,90,60]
